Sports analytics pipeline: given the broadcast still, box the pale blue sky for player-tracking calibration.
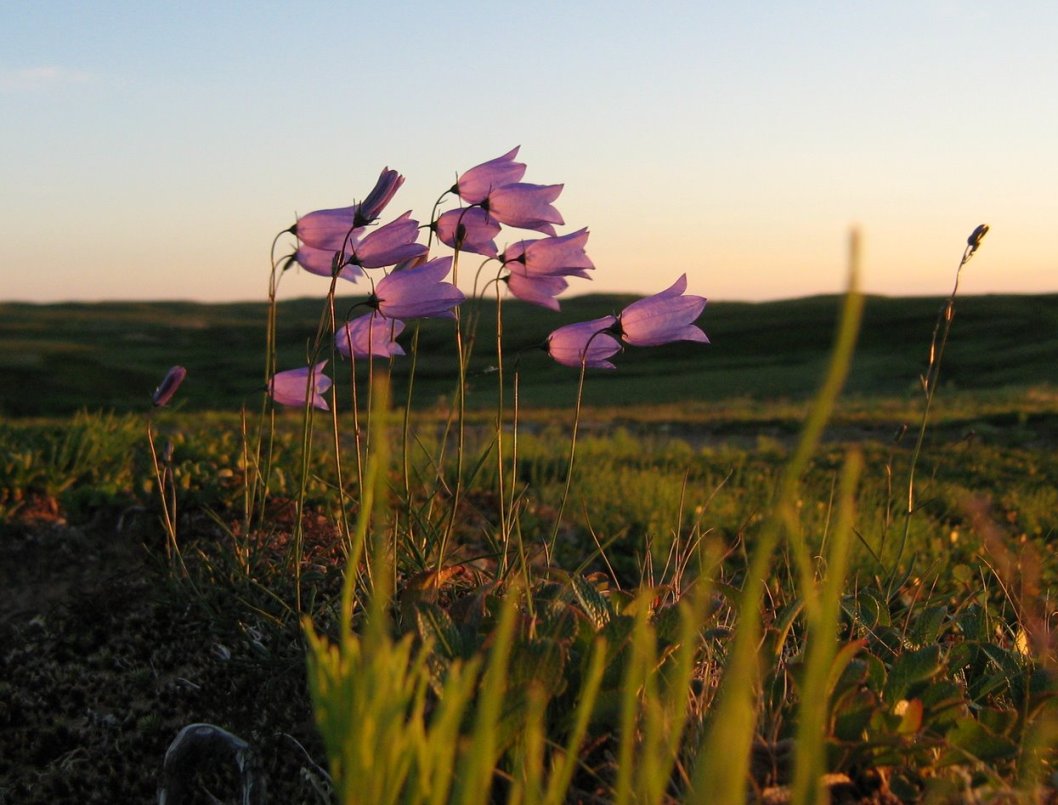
[2,2,1055,303]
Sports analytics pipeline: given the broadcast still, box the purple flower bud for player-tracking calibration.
[546,316,621,369]
[504,271,568,311]
[501,228,594,278]
[433,207,501,257]
[354,167,404,227]
[617,275,709,347]
[453,147,526,205]
[372,257,466,319]
[269,362,332,410]
[348,212,428,268]
[293,245,364,282]
[482,183,564,235]
[152,365,187,407]
[336,312,406,359]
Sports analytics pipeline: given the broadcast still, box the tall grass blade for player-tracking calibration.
[691,229,864,803]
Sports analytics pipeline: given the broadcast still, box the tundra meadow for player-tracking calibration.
[3,149,1058,803]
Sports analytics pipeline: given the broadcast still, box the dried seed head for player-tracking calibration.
[967,224,989,254]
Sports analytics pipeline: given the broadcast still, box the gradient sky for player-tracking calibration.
[2,2,1055,304]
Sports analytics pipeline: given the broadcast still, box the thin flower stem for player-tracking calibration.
[495,280,510,576]
[256,237,286,526]
[438,249,466,571]
[888,238,981,596]
[325,284,352,552]
[291,372,317,615]
[549,353,589,561]
[146,418,179,570]
[402,323,421,499]
[345,338,365,512]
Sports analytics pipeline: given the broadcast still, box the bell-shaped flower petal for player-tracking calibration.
[336,312,406,359]
[292,205,360,251]
[349,212,428,268]
[433,207,500,257]
[502,228,594,278]
[293,245,363,282]
[372,257,465,319]
[617,274,709,347]
[504,272,568,311]
[152,365,187,407]
[354,167,404,227]
[269,362,332,410]
[454,147,526,205]
[546,316,621,369]
[483,183,564,235]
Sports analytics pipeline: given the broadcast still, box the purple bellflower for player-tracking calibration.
[292,245,363,282]
[289,168,404,249]
[482,183,564,235]
[347,212,428,268]
[336,312,406,359]
[152,365,187,407]
[616,274,709,347]
[505,271,568,311]
[453,147,526,205]
[433,207,500,258]
[546,316,621,369]
[292,205,360,251]
[370,256,465,319]
[269,362,332,411]
[501,228,594,278]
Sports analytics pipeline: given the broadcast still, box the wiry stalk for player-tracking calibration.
[549,350,590,561]
[888,224,988,596]
[438,250,466,571]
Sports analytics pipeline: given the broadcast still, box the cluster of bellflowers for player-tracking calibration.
[265,147,710,410]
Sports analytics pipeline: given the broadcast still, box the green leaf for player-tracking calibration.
[832,688,877,742]
[977,707,1017,736]
[957,603,986,641]
[508,638,569,698]
[415,602,464,660]
[909,605,948,646]
[941,717,1018,765]
[854,589,891,630]
[919,680,967,728]
[571,574,614,630]
[884,645,943,703]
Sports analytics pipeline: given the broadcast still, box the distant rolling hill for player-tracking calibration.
[1,293,1056,417]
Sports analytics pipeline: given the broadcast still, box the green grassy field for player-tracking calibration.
[3,291,1058,801]
[3,292,1057,416]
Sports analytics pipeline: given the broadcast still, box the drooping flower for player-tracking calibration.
[370,256,465,319]
[482,183,564,235]
[354,167,404,227]
[546,316,621,369]
[433,207,500,257]
[292,245,363,282]
[152,365,187,407]
[501,228,594,278]
[347,212,428,268]
[504,272,568,311]
[291,205,360,251]
[269,362,332,410]
[616,275,709,347]
[336,312,406,359]
[453,147,526,205]
[289,167,404,249]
